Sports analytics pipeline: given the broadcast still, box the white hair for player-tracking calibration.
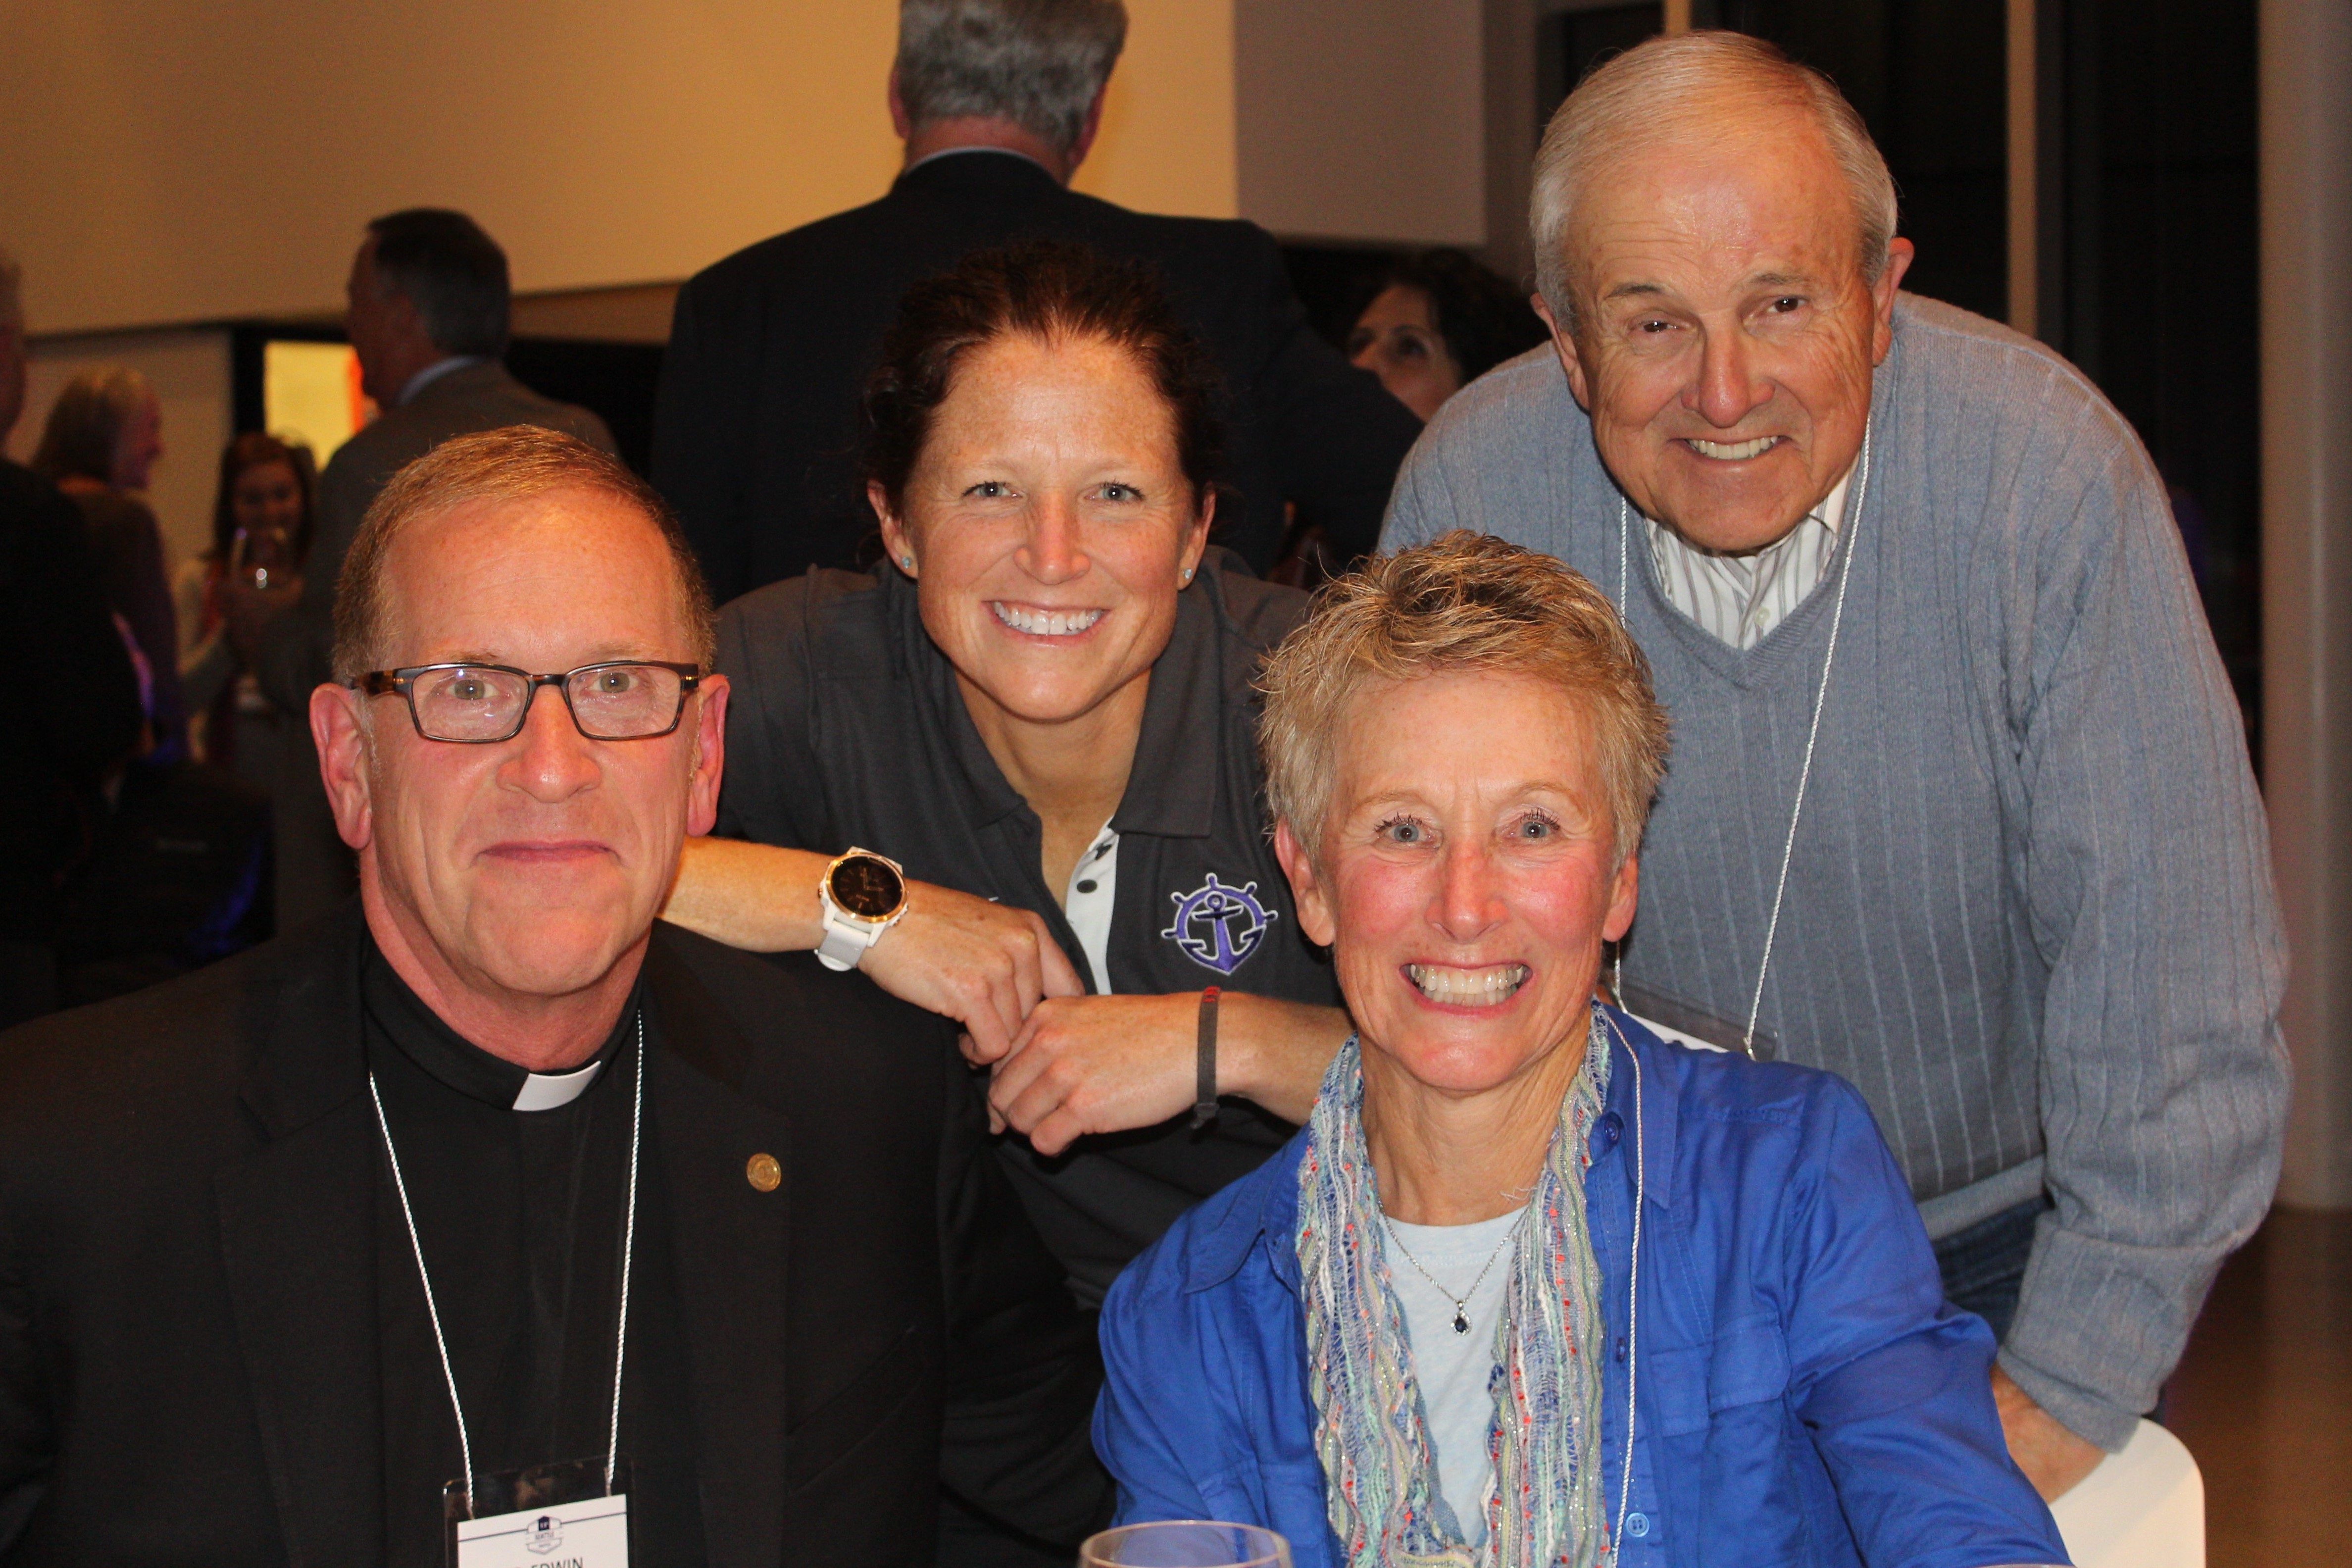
[1530,30,1900,328]
[896,0,1128,155]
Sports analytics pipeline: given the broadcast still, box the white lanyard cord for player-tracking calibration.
[367,1009,644,1514]
[606,1015,644,1493]
[1600,1008,1645,1564]
[1743,428,1871,1054]
[1613,426,1875,1056]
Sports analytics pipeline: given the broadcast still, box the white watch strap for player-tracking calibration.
[816,911,873,971]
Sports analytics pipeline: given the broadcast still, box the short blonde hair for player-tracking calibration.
[29,366,153,485]
[1257,531,1670,863]
[332,426,715,683]
[1531,30,1899,327]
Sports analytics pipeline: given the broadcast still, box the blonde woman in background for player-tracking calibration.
[32,367,181,755]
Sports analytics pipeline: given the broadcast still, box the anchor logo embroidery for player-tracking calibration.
[1160,873,1277,975]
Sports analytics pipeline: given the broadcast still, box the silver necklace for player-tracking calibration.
[1382,1211,1523,1335]
[1613,425,1875,1056]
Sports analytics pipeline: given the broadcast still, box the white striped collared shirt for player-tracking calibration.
[1644,467,1853,650]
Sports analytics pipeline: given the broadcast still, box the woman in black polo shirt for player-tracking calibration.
[664,241,1349,1302]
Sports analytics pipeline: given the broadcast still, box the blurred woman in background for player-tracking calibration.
[1347,249,1548,422]
[176,432,314,786]
[1272,250,1549,589]
[32,367,183,756]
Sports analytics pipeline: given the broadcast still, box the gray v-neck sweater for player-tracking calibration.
[1381,294,2287,1450]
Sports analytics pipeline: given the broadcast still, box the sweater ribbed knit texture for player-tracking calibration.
[1381,295,2289,1449]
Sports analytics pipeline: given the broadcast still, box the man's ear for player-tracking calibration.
[312,682,376,852]
[1065,86,1109,178]
[1870,238,1916,366]
[1273,819,1337,948]
[886,65,913,141]
[684,675,730,838]
[1532,294,1594,412]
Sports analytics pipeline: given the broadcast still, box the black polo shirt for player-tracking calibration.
[714,553,1339,1302]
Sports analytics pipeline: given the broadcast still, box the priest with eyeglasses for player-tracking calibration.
[0,427,1107,1567]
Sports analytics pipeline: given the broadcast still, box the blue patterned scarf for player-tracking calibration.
[1296,1011,1612,1568]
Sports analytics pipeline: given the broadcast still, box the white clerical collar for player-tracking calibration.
[396,354,487,407]
[511,1059,605,1112]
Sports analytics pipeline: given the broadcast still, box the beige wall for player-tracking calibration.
[2,0,1235,337]
[1234,0,1485,246]
[2261,0,2352,1209]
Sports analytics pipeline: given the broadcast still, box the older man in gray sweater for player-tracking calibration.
[1383,32,2287,1500]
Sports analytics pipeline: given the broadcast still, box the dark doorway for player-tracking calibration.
[1698,0,2009,321]
[504,339,665,478]
[2036,0,2262,733]
[1540,3,1669,122]
[1689,0,2259,736]
[229,326,665,479]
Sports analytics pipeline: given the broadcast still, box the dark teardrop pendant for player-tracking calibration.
[1452,1308,1470,1334]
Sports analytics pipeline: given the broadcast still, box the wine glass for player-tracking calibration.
[234,523,295,592]
[1078,1520,1292,1568]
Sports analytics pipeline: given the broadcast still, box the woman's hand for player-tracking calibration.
[989,993,1349,1155]
[664,837,1084,1062]
[218,571,301,664]
[862,882,1086,1064]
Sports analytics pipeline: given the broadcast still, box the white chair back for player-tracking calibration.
[2048,1419,2204,1568]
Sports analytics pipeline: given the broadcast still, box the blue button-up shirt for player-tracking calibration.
[1094,1012,2069,1568]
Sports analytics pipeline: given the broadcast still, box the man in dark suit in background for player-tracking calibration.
[0,247,144,1028]
[652,0,1421,599]
[250,209,618,930]
[0,428,1103,1566]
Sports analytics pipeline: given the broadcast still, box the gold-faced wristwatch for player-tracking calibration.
[815,847,909,971]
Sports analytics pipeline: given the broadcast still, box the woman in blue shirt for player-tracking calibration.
[1092,533,2067,1568]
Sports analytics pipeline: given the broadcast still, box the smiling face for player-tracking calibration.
[1276,667,1638,1104]
[874,330,1211,734]
[1349,284,1463,422]
[231,459,304,559]
[1546,107,1911,553]
[325,485,726,1008]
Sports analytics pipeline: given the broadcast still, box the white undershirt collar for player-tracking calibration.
[396,354,487,407]
[901,144,1056,179]
[1061,821,1121,993]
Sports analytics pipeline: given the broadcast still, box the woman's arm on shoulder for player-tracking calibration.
[662,836,832,951]
[663,839,1085,1063]
[989,992,1347,1154]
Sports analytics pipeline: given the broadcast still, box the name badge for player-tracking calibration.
[448,1457,629,1568]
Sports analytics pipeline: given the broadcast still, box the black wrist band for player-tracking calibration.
[1191,986,1220,1129]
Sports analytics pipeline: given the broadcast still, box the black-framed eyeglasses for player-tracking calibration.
[354,662,703,743]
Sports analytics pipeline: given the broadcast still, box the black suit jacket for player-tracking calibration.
[0,461,141,948]
[0,910,1105,1566]
[652,150,1423,598]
